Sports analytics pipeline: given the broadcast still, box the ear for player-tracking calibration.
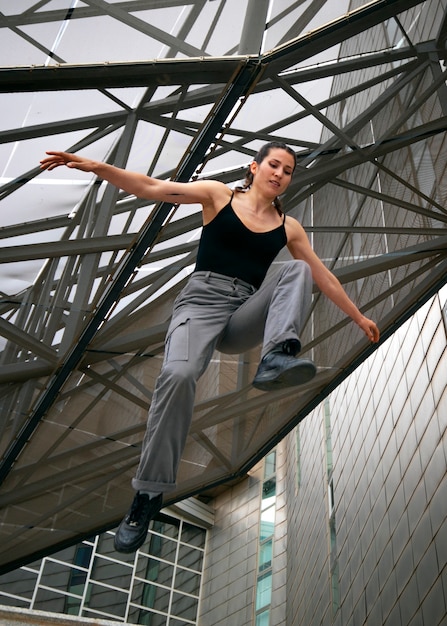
[249,161,258,176]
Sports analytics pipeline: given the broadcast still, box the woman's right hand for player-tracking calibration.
[40,151,97,172]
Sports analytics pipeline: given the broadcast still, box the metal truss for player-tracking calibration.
[0,0,446,572]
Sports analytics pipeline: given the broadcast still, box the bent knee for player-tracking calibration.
[283,259,312,278]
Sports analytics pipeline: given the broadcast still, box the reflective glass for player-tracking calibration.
[171,591,199,621]
[255,571,272,611]
[175,566,201,596]
[256,610,270,626]
[85,582,128,618]
[260,505,275,541]
[177,543,204,572]
[259,539,273,573]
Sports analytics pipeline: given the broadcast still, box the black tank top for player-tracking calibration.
[195,197,287,289]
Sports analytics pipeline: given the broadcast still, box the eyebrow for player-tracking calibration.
[270,158,293,167]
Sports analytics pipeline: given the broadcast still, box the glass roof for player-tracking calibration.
[0,0,446,572]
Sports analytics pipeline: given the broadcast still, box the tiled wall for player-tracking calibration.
[285,285,447,625]
[198,473,261,625]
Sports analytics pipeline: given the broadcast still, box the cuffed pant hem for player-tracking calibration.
[132,478,177,494]
[262,333,301,358]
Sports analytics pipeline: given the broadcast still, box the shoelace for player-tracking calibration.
[127,493,149,527]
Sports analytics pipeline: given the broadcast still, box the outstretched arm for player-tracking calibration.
[285,217,380,343]
[40,151,229,209]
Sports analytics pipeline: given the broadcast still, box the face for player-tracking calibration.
[250,148,295,196]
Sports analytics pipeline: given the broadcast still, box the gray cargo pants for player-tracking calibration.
[132,259,312,494]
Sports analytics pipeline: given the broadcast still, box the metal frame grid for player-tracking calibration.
[0,0,446,572]
[0,511,207,624]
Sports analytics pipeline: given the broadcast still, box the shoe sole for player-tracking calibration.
[253,359,317,391]
[113,494,163,554]
[114,537,146,554]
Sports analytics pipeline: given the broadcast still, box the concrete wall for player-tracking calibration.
[0,605,122,626]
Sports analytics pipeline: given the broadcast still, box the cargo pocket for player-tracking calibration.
[165,317,190,362]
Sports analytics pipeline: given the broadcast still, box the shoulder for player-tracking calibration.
[186,179,229,201]
[284,214,317,261]
[283,214,307,241]
[200,181,233,221]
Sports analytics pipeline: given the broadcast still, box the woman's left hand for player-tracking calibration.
[357,315,380,343]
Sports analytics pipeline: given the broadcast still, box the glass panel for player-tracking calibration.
[331,561,340,615]
[40,560,75,592]
[68,567,88,593]
[147,532,178,563]
[33,588,71,614]
[177,544,204,572]
[262,477,276,502]
[175,567,201,596]
[264,451,276,479]
[145,558,174,588]
[73,543,93,569]
[255,571,272,611]
[85,582,128,618]
[171,591,199,621]
[296,426,301,488]
[260,505,275,541]
[66,596,82,615]
[90,555,132,590]
[258,539,273,572]
[152,517,180,539]
[256,609,270,626]
[328,478,335,515]
[324,398,333,476]
[0,568,38,600]
[0,596,30,609]
[181,522,206,547]
[131,580,170,612]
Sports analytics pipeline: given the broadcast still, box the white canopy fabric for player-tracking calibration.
[0,0,446,572]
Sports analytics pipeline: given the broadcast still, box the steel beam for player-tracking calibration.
[0,58,265,485]
[238,0,270,55]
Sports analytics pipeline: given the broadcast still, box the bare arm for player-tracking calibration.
[40,151,230,211]
[285,216,380,343]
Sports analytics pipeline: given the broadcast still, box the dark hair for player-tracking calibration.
[236,142,296,214]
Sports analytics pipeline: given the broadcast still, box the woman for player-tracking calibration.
[41,142,380,553]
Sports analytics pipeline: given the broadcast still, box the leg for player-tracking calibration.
[219,260,317,391]
[132,318,214,495]
[114,274,253,553]
[115,314,217,553]
[218,259,313,356]
[133,273,255,492]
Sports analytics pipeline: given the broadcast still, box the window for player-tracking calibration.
[0,515,207,625]
[254,450,277,625]
[296,425,302,490]
[324,398,339,617]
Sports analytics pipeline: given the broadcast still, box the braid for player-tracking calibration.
[273,196,282,214]
[241,168,254,190]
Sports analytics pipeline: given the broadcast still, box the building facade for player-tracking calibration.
[1,285,445,625]
[0,503,211,625]
[0,2,446,625]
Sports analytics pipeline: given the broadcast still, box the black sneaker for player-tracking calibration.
[114,492,163,553]
[252,351,316,391]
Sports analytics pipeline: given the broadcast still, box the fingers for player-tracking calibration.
[359,316,379,343]
[367,323,380,343]
[40,151,74,170]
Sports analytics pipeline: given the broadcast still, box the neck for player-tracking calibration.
[244,187,276,214]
